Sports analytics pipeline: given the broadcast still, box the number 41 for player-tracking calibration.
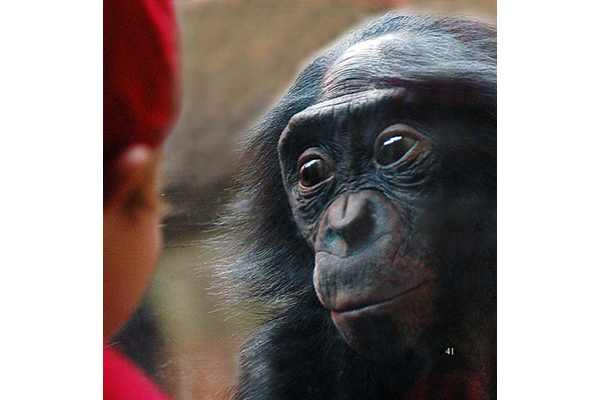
[446,347,454,355]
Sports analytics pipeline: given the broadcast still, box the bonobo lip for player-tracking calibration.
[330,280,434,314]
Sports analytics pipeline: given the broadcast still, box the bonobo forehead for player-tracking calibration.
[287,88,407,132]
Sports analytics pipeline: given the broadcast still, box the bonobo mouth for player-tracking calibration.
[329,279,434,314]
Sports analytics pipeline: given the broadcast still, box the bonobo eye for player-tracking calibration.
[298,152,332,188]
[374,124,420,166]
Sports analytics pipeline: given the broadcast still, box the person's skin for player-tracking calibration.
[103,144,162,340]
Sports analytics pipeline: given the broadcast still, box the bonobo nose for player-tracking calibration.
[315,190,393,256]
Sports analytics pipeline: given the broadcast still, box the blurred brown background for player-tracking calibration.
[113,1,496,399]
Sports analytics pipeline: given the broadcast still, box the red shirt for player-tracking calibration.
[104,345,171,400]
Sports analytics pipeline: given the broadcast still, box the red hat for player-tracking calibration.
[104,0,180,164]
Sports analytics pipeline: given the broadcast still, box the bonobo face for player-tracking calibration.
[278,81,495,359]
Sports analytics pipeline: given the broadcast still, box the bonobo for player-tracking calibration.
[219,13,496,400]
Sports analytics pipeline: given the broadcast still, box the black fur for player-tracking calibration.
[217,13,496,400]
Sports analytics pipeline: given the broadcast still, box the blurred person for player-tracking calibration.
[103,0,180,398]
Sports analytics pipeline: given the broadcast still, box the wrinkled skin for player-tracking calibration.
[220,14,496,400]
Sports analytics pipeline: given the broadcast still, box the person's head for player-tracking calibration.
[103,0,179,340]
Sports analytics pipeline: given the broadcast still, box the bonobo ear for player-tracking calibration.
[103,145,154,213]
